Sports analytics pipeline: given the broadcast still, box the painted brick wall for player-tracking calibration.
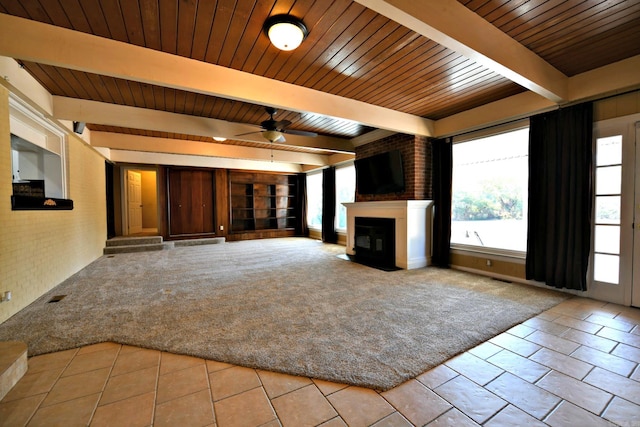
[355,133,432,202]
[0,86,107,324]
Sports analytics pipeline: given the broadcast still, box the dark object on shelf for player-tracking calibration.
[11,195,74,210]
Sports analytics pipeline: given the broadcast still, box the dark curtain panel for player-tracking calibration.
[431,137,452,267]
[526,102,594,291]
[322,167,338,243]
[295,173,309,236]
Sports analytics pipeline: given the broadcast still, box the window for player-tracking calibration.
[9,95,68,203]
[593,135,622,284]
[11,134,64,199]
[335,164,355,231]
[306,171,322,230]
[451,127,529,252]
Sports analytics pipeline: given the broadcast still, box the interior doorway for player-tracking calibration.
[123,167,158,236]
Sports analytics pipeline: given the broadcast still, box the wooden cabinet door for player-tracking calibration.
[168,169,215,236]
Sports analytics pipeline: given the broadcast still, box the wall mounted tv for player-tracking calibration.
[355,150,405,195]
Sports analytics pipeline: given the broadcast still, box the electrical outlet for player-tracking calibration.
[220,225,224,231]
[1,291,11,303]
[486,259,492,267]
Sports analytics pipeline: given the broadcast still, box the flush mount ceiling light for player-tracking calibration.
[213,137,227,142]
[264,14,308,51]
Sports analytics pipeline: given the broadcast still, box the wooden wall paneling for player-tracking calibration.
[86,73,116,103]
[100,0,129,41]
[20,62,65,95]
[216,0,256,67]
[202,170,216,233]
[287,5,379,86]
[76,0,110,39]
[0,2,28,16]
[158,166,168,239]
[269,0,352,82]
[139,0,162,51]
[8,0,640,133]
[215,169,229,237]
[313,21,410,93]
[190,171,204,233]
[227,0,272,71]
[114,78,136,107]
[119,0,145,46]
[176,0,198,58]
[190,0,218,61]
[204,0,235,64]
[168,168,184,235]
[19,1,53,24]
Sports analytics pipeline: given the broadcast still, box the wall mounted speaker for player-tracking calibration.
[73,121,85,134]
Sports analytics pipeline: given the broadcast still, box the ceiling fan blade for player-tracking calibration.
[283,129,318,137]
[273,119,292,129]
[234,130,262,137]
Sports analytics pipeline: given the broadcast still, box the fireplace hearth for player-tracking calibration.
[354,217,396,269]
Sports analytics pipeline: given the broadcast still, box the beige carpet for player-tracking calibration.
[0,238,568,390]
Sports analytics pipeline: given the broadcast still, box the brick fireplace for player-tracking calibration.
[346,133,434,270]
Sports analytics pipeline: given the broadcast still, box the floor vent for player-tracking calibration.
[48,295,67,303]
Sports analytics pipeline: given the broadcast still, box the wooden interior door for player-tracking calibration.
[168,169,215,236]
[127,170,143,235]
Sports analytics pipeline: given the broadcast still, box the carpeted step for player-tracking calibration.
[103,242,174,255]
[0,341,28,401]
[173,237,225,247]
[105,236,163,247]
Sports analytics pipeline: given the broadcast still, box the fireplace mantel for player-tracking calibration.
[343,200,434,269]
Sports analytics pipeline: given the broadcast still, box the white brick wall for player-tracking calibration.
[0,86,106,323]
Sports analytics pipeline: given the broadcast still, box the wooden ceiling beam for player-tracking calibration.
[355,0,569,103]
[52,96,355,154]
[0,13,434,137]
[90,132,333,166]
[435,54,640,137]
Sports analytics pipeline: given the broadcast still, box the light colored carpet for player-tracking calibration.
[0,238,568,390]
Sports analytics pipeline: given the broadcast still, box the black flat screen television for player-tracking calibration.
[355,150,405,195]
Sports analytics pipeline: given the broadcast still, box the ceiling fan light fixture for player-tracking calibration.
[264,15,308,51]
[262,130,284,143]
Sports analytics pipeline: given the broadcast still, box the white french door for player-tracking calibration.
[588,115,639,306]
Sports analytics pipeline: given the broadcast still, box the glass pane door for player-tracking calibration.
[589,115,638,306]
[593,136,622,284]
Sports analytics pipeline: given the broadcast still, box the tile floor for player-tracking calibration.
[1,297,639,426]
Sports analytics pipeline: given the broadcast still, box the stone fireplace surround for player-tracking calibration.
[343,200,434,270]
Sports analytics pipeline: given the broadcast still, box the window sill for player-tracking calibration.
[11,195,74,211]
[451,244,525,261]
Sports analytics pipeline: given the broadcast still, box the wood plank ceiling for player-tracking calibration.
[1,0,639,152]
